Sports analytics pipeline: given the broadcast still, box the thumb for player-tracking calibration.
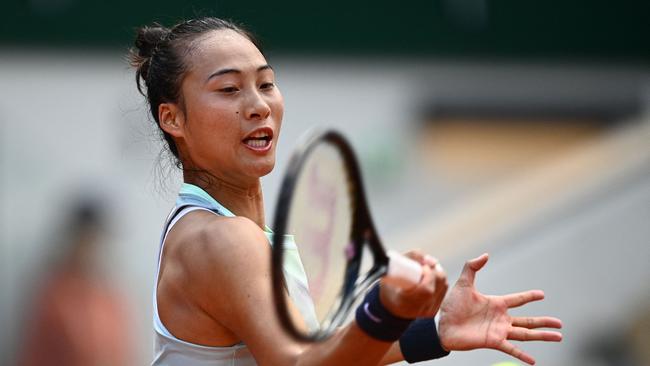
[458,253,489,286]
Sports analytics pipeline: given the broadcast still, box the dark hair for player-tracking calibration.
[129,17,260,168]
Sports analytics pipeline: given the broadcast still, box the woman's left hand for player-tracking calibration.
[438,253,563,365]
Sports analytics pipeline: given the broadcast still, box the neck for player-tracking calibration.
[184,171,266,229]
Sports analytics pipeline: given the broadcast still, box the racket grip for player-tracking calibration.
[385,250,423,289]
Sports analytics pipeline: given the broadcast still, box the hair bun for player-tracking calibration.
[130,24,170,94]
[134,25,170,58]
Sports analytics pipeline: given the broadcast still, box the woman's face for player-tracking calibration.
[173,29,284,185]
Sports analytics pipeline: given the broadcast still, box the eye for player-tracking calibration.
[260,82,275,90]
[218,86,239,93]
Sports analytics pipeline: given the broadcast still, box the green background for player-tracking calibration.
[3,0,649,61]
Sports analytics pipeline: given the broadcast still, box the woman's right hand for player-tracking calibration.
[379,250,448,320]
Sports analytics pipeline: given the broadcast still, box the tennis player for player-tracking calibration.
[130,17,562,366]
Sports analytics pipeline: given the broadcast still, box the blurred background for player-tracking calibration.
[2,1,649,365]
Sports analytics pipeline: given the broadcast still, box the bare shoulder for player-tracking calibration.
[164,210,269,273]
[161,210,272,308]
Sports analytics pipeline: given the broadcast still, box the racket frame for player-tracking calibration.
[272,129,391,342]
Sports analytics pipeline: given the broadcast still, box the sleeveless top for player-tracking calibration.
[152,183,319,365]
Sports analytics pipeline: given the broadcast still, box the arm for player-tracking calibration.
[380,342,403,365]
[164,214,447,366]
[380,319,450,365]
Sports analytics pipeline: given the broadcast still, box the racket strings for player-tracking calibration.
[274,132,388,340]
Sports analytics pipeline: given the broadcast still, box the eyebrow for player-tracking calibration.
[206,64,273,83]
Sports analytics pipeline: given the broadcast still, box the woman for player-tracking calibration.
[131,17,562,366]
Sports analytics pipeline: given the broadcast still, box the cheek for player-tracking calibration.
[275,106,284,128]
[199,98,239,131]
[187,104,240,151]
[272,94,285,127]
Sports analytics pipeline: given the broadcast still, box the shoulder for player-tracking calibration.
[160,209,273,311]
[164,210,269,273]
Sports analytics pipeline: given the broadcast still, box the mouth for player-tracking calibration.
[242,127,274,152]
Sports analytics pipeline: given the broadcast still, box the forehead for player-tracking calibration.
[186,29,267,76]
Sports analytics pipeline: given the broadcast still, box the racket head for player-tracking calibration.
[272,129,389,341]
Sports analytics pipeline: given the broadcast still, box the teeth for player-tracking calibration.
[246,139,269,148]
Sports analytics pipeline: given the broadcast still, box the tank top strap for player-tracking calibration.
[176,183,234,217]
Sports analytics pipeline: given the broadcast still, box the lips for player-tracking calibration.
[242,127,274,152]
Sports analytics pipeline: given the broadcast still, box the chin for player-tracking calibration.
[257,165,274,177]
[248,159,275,178]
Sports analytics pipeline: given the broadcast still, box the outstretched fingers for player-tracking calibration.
[502,290,545,308]
[497,340,536,365]
[512,316,563,329]
[500,316,562,364]
[508,327,563,342]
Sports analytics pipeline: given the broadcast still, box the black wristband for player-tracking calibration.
[399,318,450,363]
[355,285,413,342]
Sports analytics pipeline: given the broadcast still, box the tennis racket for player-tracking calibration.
[272,129,423,341]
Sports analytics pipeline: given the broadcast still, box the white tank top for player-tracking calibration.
[152,184,318,366]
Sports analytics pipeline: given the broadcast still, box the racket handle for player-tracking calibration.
[385,250,423,289]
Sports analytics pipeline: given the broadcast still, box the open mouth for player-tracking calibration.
[242,128,273,150]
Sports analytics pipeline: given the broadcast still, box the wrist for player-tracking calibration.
[355,284,413,342]
[440,337,451,353]
[437,318,452,352]
[399,318,450,363]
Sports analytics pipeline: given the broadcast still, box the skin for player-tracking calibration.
[155,29,447,366]
[159,29,281,228]
[437,254,563,365]
[154,28,562,365]
[378,254,563,365]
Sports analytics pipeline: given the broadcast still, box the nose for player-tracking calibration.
[244,90,271,121]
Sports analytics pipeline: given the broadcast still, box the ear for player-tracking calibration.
[158,102,185,138]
